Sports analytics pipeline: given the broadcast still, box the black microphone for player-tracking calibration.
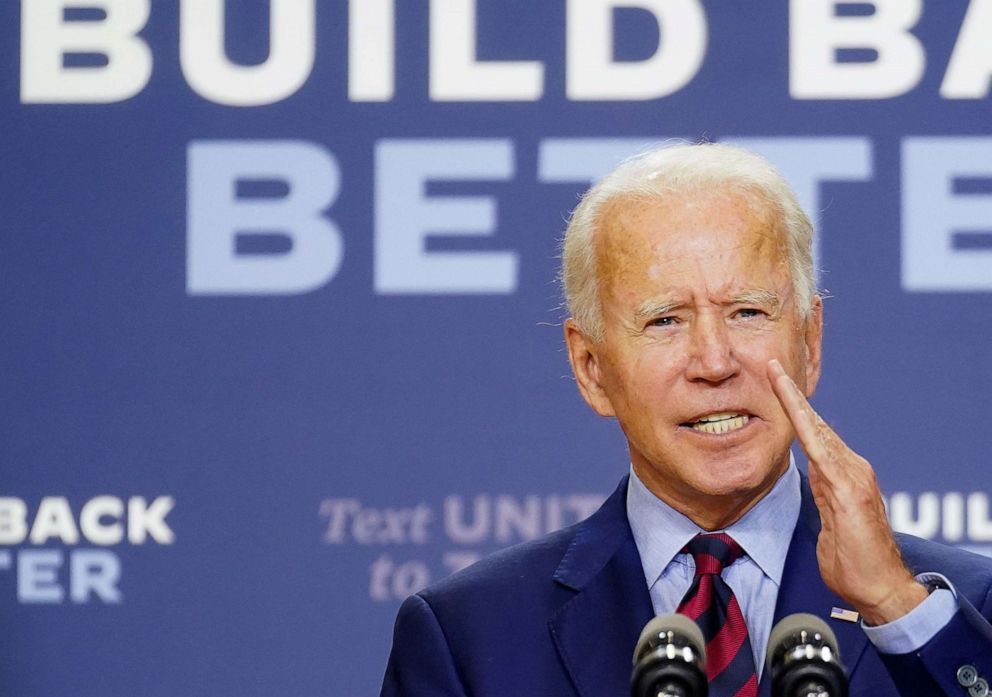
[766,613,848,697]
[631,614,708,697]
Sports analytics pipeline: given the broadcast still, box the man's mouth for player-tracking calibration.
[683,412,750,434]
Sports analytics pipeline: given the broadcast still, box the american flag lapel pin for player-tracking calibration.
[830,607,860,623]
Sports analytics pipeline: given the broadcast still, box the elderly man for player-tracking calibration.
[380,144,992,697]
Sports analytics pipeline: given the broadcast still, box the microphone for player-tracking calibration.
[766,613,848,697]
[631,613,708,697]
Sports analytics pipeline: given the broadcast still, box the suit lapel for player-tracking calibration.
[758,474,869,697]
[549,477,654,697]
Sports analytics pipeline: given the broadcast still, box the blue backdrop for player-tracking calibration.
[3,1,992,695]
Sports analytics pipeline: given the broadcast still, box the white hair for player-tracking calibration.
[560,142,817,339]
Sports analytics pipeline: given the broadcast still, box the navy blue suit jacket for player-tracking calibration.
[381,476,992,696]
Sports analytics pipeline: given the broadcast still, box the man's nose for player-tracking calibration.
[684,316,740,384]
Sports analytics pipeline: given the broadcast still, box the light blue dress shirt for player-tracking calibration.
[626,458,957,678]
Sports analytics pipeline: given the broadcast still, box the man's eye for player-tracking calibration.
[649,316,677,327]
[736,308,765,319]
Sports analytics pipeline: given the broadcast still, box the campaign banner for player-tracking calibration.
[2,2,991,695]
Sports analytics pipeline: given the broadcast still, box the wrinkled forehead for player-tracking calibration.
[595,187,788,273]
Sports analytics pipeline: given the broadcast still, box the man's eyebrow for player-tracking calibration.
[635,299,681,319]
[634,291,782,320]
[731,289,781,308]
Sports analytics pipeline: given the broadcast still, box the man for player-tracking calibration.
[380,144,992,696]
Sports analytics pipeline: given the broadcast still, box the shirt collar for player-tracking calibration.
[626,455,801,588]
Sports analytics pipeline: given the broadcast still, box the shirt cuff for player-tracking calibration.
[861,573,958,654]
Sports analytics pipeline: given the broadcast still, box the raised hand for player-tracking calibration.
[767,358,928,625]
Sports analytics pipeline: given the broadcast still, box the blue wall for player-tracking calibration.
[2,2,991,695]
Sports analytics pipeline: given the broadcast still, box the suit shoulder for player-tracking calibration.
[421,524,577,605]
[896,533,992,601]
[411,476,631,625]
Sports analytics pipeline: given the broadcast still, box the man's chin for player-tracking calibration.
[630,441,791,511]
[685,456,789,502]
[666,468,784,529]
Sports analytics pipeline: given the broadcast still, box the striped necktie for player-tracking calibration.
[677,532,758,697]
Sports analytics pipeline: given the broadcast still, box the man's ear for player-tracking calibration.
[564,319,616,417]
[803,295,824,398]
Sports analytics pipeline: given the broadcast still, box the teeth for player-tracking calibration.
[695,411,742,423]
[690,414,749,434]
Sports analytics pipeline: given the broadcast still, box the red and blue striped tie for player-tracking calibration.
[677,533,758,697]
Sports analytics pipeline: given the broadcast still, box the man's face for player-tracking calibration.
[565,188,822,527]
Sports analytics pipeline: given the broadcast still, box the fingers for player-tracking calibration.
[767,359,869,490]
[767,358,830,463]
[766,365,918,621]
